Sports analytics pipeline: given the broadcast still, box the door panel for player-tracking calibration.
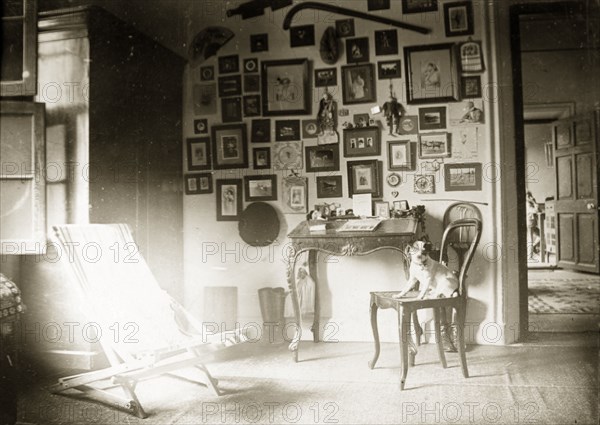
[556,156,573,199]
[577,214,596,266]
[557,213,575,262]
[575,153,593,198]
[574,118,592,145]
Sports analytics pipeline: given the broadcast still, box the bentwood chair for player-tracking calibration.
[368,218,482,390]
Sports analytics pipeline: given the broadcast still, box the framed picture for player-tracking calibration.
[244,74,260,92]
[444,1,474,37]
[398,115,418,135]
[218,55,239,74]
[341,64,377,104]
[250,33,268,52]
[302,119,319,138]
[184,173,213,195]
[211,124,248,169]
[343,126,381,157]
[335,19,355,37]
[388,140,413,170]
[353,113,370,127]
[218,75,242,97]
[346,37,370,63]
[251,119,270,143]
[262,59,310,116]
[193,84,217,115]
[444,163,482,191]
[243,58,258,73]
[373,201,390,218]
[244,175,277,201]
[275,119,301,141]
[387,172,402,187]
[281,176,308,213]
[419,106,447,130]
[200,65,214,81]
[187,137,211,171]
[316,175,343,198]
[253,147,271,169]
[402,0,438,14]
[347,160,383,198]
[193,118,208,134]
[243,95,261,117]
[404,43,460,104]
[395,200,410,211]
[418,132,451,159]
[273,141,303,170]
[368,0,391,10]
[374,30,398,56]
[414,175,435,194]
[461,75,482,98]
[290,24,315,47]
[221,97,242,123]
[377,60,402,80]
[459,40,485,73]
[314,68,337,87]
[216,179,242,221]
[305,144,340,172]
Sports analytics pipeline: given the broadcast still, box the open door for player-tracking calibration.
[553,111,600,273]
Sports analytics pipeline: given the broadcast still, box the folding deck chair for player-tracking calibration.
[51,224,246,418]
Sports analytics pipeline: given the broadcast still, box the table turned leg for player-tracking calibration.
[397,306,411,390]
[368,295,380,369]
[308,250,320,343]
[286,252,303,362]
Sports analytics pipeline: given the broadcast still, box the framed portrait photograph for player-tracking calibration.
[461,75,482,98]
[414,175,435,194]
[211,124,248,169]
[273,141,303,170]
[302,119,319,138]
[419,132,451,159]
[402,0,438,14]
[314,68,337,87]
[184,173,213,195]
[200,65,214,81]
[218,55,239,74]
[373,201,390,218]
[261,59,310,116]
[377,60,402,80]
[221,97,242,123]
[444,162,482,191]
[388,140,413,170]
[193,118,208,134]
[282,175,308,213]
[243,95,261,117]
[335,18,355,37]
[253,147,271,169]
[404,43,460,104]
[244,175,277,201]
[305,144,340,172]
[353,113,370,127]
[374,30,398,56]
[347,160,383,198]
[341,64,377,104]
[343,126,381,157]
[316,175,343,198]
[243,58,258,73]
[251,119,270,143]
[216,179,242,221]
[419,106,447,130]
[444,1,474,37]
[290,24,315,47]
[244,74,260,92]
[275,119,301,141]
[187,137,211,171]
[218,75,242,97]
[346,37,370,63]
[250,33,268,52]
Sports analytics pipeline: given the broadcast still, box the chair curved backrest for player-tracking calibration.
[443,203,482,245]
[439,218,482,297]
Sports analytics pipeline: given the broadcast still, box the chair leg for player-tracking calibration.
[368,297,380,369]
[455,305,469,378]
[397,307,411,390]
[195,364,221,396]
[433,308,447,369]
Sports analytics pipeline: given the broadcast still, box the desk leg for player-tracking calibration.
[397,307,411,390]
[368,296,380,369]
[308,250,320,342]
[287,253,303,362]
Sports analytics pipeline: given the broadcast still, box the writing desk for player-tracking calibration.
[286,218,418,362]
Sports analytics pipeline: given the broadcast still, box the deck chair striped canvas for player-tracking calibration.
[51,224,246,418]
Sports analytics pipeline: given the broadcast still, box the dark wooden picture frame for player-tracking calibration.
[419,106,447,130]
[193,118,208,134]
[377,60,402,80]
[444,162,482,191]
[253,147,271,169]
[402,0,438,14]
[302,119,319,138]
[368,0,391,10]
[341,64,377,104]
[184,173,213,195]
[275,119,301,142]
[418,132,451,159]
[290,24,315,47]
[250,33,268,52]
[388,140,413,170]
[374,30,398,56]
[314,68,337,87]
[343,126,381,157]
[461,75,482,98]
[261,59,311,116]
[211,124,248,169]
[345,37,370,63]
[243,95,261,117]
[187,137,211,171]
[251,119,270,143]
[444,1,474,37]
[347,159,383,198]
[243,58,258,73]
[244,74,260,92]
[221,97,242,123]
[216,179,242,221]
[244,175,277,201]
[335,19,355,37]
[305,144,340,172]
[200,65,214,81]
[218,55,239,74]
[316,175,343,198]
[218,75,242,97]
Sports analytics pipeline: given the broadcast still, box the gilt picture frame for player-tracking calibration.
[261,59,311,116]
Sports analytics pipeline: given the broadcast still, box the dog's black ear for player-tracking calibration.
[423,241,433,253]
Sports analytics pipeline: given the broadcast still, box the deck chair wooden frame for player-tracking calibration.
[51,224,244,418]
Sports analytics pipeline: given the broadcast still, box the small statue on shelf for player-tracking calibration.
[382,84,404,136]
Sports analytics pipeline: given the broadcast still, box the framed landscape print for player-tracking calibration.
[282,175,308,213]
[305,144,340,172]
[377,60,402,80]
[343,126,381,157]
[444,163,482,191]
[388,140,413,170]
[314,68,337,87]
[443,1,474,37]
[418,132,451,159]
[244,175,277,201]
[316,175,343,198]
[262,59,310,116]
[184,173,212,195]
[341,64,377,104]
[211,124,248,169]
[419,106,447,130]
[253,147,271,169]
[216,179,242,221]
[404,43,460,104]
[347,160,383,198]
[275,119,301,141]
[187,137,211,171]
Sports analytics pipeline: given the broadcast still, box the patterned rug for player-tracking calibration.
[529,276,600,314]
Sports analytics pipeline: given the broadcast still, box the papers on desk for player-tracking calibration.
[337,218,383,232]
[352,194,372,217]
